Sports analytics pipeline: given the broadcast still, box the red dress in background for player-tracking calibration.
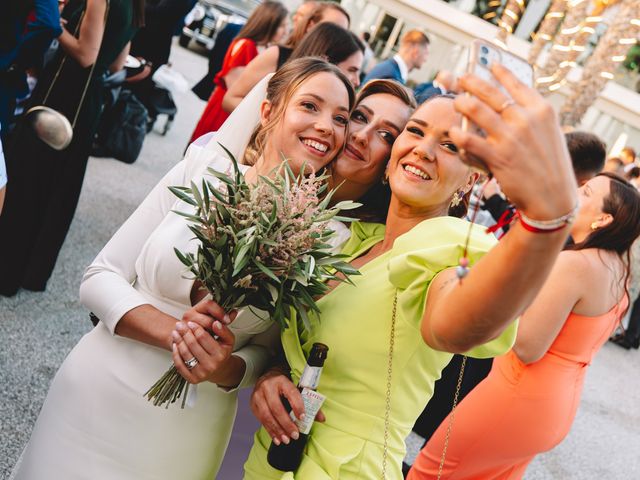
[408,296,627,480]
[190,38,258,142]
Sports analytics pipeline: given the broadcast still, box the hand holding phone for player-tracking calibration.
[460,39,534,172]
[450,55,577,222]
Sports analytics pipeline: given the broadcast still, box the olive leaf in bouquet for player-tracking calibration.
[145,145,361,408]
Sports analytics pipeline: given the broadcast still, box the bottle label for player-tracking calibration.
[291,388,326,435]
[298,366,322,389]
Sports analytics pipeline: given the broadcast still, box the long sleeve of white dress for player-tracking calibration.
[79,156,188,335]
[79,144,277,390]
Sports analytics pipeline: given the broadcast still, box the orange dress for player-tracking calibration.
[408,297,627,480]
[190,37,258,142]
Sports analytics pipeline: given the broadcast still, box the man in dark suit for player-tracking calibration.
[362,29,429,85]
[414,70,458,104]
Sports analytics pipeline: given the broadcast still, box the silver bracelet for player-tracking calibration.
[518,201,580,231]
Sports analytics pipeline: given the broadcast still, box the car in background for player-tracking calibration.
[180,0,260,50]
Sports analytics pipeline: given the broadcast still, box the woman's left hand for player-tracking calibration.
[171,320,236,385]
[451,63,577,221]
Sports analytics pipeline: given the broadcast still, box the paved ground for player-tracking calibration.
[1,42,639,480]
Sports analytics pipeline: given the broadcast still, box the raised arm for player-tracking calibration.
[222,46,279,113]
[422,64,578,353]
[58,0,107,67]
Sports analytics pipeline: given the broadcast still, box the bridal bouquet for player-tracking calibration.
[145,146,360,408]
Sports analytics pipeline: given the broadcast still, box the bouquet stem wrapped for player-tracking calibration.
[145,146,360,408]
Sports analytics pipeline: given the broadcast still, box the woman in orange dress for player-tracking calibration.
[190,1,288,142]
[409,172,640,480]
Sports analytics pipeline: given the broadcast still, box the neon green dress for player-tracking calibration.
[244,217,518,479]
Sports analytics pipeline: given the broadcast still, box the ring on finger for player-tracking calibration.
[497,99,516,114]
[185,357,198,370]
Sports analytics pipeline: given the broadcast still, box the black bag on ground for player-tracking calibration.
[93,88,148,164]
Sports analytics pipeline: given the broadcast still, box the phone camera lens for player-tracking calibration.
[480,56,488,66]
[481,46,489,55]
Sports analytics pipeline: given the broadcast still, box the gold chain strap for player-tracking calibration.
[42,0,110,128]
[437,355,467,480]
[381,292,398,479]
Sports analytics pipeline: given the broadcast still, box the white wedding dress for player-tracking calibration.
[11,76,351,480]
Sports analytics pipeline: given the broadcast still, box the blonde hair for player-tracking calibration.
[401,29,430,47]
[243,57,355,166]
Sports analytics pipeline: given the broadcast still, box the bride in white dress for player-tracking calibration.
[11,58,355,480]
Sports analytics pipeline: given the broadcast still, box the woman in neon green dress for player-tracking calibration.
[244,65,580,479]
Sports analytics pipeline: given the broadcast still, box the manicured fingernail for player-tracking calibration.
[281,435,290,445]
[175,322,186,332]
[187,321,198,330]
[223,314,231,325]
[299,413,305,420]
[272,437,280,446]
[213,320,222,330]
[290,431,299,440]
[171,331,181,342]
[172,343,177,352]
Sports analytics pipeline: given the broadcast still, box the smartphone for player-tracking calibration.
[460,39,534,172]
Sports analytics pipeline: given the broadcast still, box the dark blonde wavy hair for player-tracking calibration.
[243,57,356,166]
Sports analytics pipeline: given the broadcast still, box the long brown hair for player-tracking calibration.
[236,1,289,45]
[350,80,417,224]
[567,172,640,317]
[284,1,350,49]
[132,0,145,27]
[243,57,355,166]
[288,23,363,65]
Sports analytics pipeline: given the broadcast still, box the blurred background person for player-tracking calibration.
[621,145,637,173]
[130,0,194,72]
[413,70,458,104]
[191,21,243,101]
[359,31,374,77]
[362,28,429,85]
[192,0,316,101]
[286,23,364,88]
[0,0,144,297]
[221,1,350,114]
[604,156,624,175]
[189,0,289,142]
[0,0,62,142]
[626,166,640,189]
[291,0,318,30]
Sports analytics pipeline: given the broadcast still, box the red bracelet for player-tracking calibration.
[517,215,568,233]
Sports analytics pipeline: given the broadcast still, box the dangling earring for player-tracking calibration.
[382,169,389,185]
[450,190,463,207]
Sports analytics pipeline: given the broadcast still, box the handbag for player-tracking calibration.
[24,0,110,151]
[92,88,148,164]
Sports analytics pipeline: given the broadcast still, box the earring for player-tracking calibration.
[450,190,463,207]
[382,170,389,185]
[590,221,599,231]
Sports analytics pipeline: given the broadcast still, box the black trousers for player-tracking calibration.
[0,121,92,295]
